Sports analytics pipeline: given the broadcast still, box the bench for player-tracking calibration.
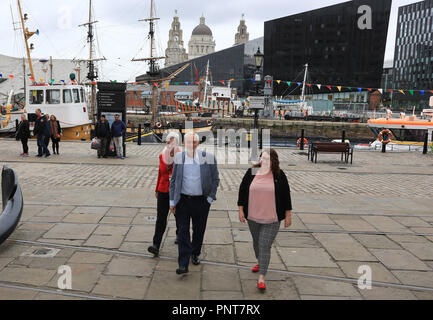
[308,142,353,164]
[0,166,23,245]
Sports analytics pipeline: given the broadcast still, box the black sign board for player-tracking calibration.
[96,82,127,157]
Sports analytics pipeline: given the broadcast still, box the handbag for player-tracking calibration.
[91,138,100,150]
[56,134,61,139]
[109,140,115,152]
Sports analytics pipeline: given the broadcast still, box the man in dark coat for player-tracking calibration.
[16,114,30,156]
[95,115,111,158]
[44,114,51,151]
[34,109,50,157]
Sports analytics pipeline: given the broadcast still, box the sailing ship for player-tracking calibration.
[131,0,213,142]
[1,0,93,140]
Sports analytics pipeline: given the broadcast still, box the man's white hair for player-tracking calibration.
[184,132,200,143]
[165,131,180,144]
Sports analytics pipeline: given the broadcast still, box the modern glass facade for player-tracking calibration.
[264,0,392,97]
[393,0,433,110]
[143,37,264,97]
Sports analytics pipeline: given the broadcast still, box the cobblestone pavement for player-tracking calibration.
[1,139,433,300]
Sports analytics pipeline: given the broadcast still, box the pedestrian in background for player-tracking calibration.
[111,114,126,159]
[169,132,220,275]
[16,113,30,157]
[148,132,182,257]
[95,115,111,158]
[44,114,51,152]
[238,149,292,292]
[34,109,50,158]
[49,115,62,155]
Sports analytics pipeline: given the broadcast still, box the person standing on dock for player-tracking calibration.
[16,114,30,157]
[95,115,111,158]
[44,114,51,152]
[237,149,292,292]
[49,115,62,155]
[34,109,50,158]
[169,132,220,275]
[148,132,182,257]
[111,114,126,159]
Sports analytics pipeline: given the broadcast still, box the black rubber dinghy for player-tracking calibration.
[0,166,23,245]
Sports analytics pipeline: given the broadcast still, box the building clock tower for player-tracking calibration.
[165,10,188,67]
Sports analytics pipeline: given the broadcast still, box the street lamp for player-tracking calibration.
[253,47,264,129]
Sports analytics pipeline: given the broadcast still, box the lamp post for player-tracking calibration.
[253,47,264,129]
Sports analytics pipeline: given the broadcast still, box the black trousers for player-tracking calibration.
[51,137,60,154]
[152,191,178,248]
[175,195,211,268]
[21,138,28,154]
[44,135,50,150]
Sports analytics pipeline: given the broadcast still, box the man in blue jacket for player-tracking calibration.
[34,109,50,157]
[111,114,126,159]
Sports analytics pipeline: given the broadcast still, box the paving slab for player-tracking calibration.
[93,225,130,236]
[106,207,139,218]
[399,242,433,260]
[331,216,378,232]
[202,265,241,291]
[337,261,400,284]
[105,256,156,277]
[361,216,412,234]
[0,287,38,300]
[146,270,201,300]
[68,252,113,264]
[388,235,430,244]
[291,276,361,298]
[276,234,321,248]
[203,229,233,245]
[277,247,338,268]
[35,206,75,218]
[202,291,244,300]
[313,233,377,262]
[202,245,235,264]
[33,292,86,300]
[392,270,433,288]
[62,213,105,224]
[0,267,56,286]
[297,213,335,225]
[43,223,97,240]
[92,275,150,299]
[352,234,402,250]
[370,249,431,271]
[71,207,110,215]
[124,226,154,242]
[0,258,13,271]
[359,286,417,300]
[241,278,300,300]
[395,217,432,228]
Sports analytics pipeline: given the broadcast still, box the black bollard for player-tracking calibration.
[382,143,386,153]
[15,119,19,134]
[300,129,305,150]
[342,130,346,144]
[138,124,142,146]
[423,132,428,155]
[259,128,263,150]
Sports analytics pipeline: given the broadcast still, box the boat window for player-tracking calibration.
[29,90,44,104]
[46,90,61,104]
[80,89,85,103]
[63,89,72,103]
[73,89,80,103]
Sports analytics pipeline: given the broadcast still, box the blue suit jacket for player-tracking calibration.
[169,150,220,207]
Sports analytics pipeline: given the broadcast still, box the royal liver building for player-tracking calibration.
[165,11,189,68]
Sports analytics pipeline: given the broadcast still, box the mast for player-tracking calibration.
[301,63,308,104]
[78,0,106,122]
[202,60,210,106]
[132,0,165,126]
[17,0,38,82]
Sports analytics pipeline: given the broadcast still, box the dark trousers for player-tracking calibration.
[51,137,60,154]
[152,191,178,248]
[175,195,211,268]
[44,135,50,150]
[37,135,50,156]
[98,137,109,157]
[21,138,28,154]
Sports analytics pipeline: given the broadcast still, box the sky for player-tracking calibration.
[0,0,418,82]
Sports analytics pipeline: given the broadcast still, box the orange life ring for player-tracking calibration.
[297,138,308,147]
[378,129,393,144]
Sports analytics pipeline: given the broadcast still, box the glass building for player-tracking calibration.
[392,0,433,111]
[144,37,264,97]
[264,0,392,97]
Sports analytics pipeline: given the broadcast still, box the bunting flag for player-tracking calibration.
[276,80,281,84]
[316,84,321,90]
[327,85,332,90]
[250,78,254,83]
[50,79,55,84]
[9,75,14,79]
[154,83,158,87]
[40,78,44,83]
[219,80,225,85]
[388,89,393,93]
[185,82,189,85]
[367,88,372,92]
[409,90,414,96]
[358,88,362,92]
[229,78,235,81]
[307,84,311,87]
[297,82,302,86]
[165,83,169,89]
[399,90,405,95]
[195,81,199,85]
[0,74,3,78]
[337,86,342,92]
[286,81,291,86]
[420,90,424,96]
[430,90,433,94]
[348,87,352,91]
[378,89,383,94]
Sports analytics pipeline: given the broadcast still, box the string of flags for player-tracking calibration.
[2,72,432,97]
[174,99,235,116]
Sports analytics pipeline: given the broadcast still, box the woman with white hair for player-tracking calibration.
[148,132,182,257]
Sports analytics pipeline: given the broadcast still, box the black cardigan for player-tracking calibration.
[237,168,292,222]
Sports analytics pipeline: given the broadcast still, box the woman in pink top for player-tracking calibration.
[237,149,292,292]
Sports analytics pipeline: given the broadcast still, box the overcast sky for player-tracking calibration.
[1,0,417,82]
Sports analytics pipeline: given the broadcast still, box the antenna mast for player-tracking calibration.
[301,63,308,104]
[17,0,38,82]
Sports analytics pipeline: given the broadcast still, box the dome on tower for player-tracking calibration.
[192,16,212,36]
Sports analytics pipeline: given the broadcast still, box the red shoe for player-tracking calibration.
[257,281,266,292]
[252,264,260,273]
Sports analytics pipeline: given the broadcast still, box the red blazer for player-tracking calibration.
[155,148,180,193]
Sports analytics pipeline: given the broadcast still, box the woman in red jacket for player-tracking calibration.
[148,132,182,257]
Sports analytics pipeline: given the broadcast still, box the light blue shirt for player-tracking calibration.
[170,151,213,207]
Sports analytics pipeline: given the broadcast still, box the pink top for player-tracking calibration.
[248,171,278,224]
